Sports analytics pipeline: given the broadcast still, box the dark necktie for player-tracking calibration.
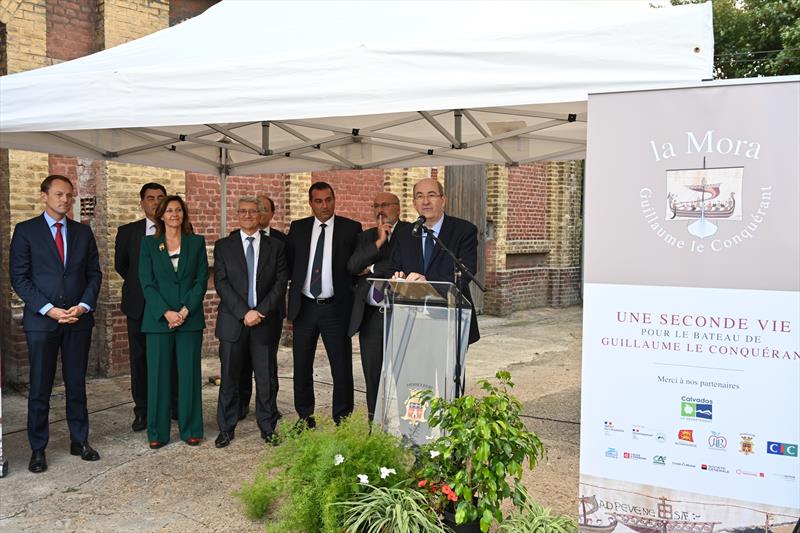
[54,222,65,265]
[310,223,327,297]
[246,236,255,307]
[423,232,434,274]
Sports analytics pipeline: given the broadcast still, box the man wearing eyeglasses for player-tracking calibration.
[347,192,412,421]
[391,178,480,344]
[212,197,288,447]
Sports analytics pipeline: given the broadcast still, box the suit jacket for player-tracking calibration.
[287,215,362,321]
[10,214,102,332]
[214,231,288,343]
[138,233,209,333]
[346,221,412,336]
[114,218,148,319]
[390,214,480,344]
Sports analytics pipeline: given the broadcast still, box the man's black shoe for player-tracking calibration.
[70,441,100,461]
[294,416,316,431]
[131,414,147,432]
[28,449,47,473]
[214,430,235,448]
[261,430,278,446]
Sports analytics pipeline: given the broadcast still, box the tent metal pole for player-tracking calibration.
[220,147,229,237]
[454,109,462,148]
[262,121,271,154]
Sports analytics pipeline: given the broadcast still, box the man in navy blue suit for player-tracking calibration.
[391,178,480,344]
[10,174,102,473]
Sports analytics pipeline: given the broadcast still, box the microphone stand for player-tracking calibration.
[419,224,485,398]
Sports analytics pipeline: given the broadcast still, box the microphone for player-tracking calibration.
[411,215,427,237]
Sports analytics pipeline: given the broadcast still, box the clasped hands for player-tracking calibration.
[164,307,189,329]
[392,271,427,282]
[243,309,266,327]
[47,305,87,324]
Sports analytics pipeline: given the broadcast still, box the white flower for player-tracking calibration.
[357,474,369,484]
[430,450,441,459]
[379,467,396,479]
[334,454,345,466]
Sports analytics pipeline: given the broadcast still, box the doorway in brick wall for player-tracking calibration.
[444,165,486,314]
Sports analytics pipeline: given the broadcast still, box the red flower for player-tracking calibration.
[418,480,428,488]
[441,484,452,495]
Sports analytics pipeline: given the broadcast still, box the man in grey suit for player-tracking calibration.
[347,192,411,421]
[213,197,288,447]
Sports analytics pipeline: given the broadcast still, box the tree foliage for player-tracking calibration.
[672,0,800,78]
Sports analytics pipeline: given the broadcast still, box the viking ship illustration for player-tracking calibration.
[613,498,719,533]
[579,495,618,533]
[668,181,736,220]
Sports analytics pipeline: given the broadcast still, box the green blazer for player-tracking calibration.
[138,233,209,334]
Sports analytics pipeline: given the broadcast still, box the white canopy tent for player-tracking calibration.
[0,0,714,175]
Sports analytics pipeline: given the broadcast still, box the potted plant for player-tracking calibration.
[337,480,449,533]
[417,370,545,532]
[236,410,415,533]
[499,494,578,533]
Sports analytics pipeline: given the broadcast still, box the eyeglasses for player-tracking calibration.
[371,202,399,209]
[413,193,442,201]
[237,209,261,216]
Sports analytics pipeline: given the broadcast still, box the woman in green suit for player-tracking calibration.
[139,195,208,448]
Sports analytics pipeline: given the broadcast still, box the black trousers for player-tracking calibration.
[358,305,385,422]
[292,298,353,423]
[217,326,276,433]
[26,325,92,451]
[238,316,281,418]
[126,316,178,418]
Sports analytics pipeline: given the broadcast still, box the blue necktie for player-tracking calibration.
[423,233,434,274]
[246,236,255,307]
[310,223,327,297]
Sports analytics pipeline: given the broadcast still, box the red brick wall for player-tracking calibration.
[46,0,97,61]
[507,163,547,240]
[311,170,386,229]
[170,0,220,26]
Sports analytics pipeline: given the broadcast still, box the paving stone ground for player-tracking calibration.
[0,305,583,531]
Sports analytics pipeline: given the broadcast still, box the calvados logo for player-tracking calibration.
[739,434,755,455]
[605,448,619,459]
[678,429,694,443]
[400,389,428,426]
[653,455,666,465]
[708,431,728,451]
[767,441,798,457]
[681,398,713,420]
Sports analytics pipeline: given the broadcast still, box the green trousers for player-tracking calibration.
[146,330,204,443]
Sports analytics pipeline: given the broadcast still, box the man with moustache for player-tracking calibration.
[287,182,361,427]
[115,182,178,432]
[237,194,290,423]
[213,197,288,447]
[391,178,480,345]
[10,175,103,473]
[347,192,411,421]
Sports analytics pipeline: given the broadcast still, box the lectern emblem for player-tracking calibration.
[401,389,428,426]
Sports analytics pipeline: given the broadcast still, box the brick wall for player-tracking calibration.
[46,0,97,61]
[507,163,547,240]
[169,0,217,26]
[310,170,386,227]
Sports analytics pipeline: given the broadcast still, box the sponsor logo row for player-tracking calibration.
[603,421,797,457]
[603,447,796,482]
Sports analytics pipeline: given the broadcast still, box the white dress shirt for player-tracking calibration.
[145,218,156,236]
[302,216,335,299]
[240,229,261,307]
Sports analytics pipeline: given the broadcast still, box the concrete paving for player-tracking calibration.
[0,305,583,531]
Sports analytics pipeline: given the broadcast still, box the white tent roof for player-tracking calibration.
[0,0,713,174]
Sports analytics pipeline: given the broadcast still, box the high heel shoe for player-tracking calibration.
[185,437,202,446]
[149,441,166,449]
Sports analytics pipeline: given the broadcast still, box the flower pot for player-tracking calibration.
[442,509,482,533]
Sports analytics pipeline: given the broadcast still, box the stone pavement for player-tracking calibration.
[0,305,582,531]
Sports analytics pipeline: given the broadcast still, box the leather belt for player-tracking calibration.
[303,295,335,305]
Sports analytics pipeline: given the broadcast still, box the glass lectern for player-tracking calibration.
[368,279,471,445]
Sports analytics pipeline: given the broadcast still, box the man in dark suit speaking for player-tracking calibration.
[391,178,480,345]
[114,182,171,432]
[287,182,361,426]
[347,192,411,421]
[10,174,103,473]
[213,197,288,447]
